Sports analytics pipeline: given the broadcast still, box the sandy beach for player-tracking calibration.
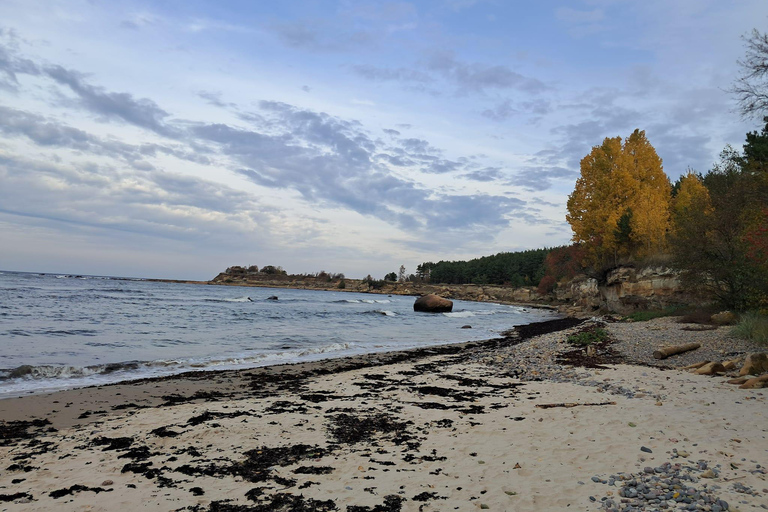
[1,317,766,512]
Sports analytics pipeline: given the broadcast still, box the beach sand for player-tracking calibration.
[1,318,766,511]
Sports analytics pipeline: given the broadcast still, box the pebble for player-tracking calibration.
[593,462,734,512]
[640,446,652,453]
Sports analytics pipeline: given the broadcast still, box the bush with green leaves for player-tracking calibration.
[567,327,608,346]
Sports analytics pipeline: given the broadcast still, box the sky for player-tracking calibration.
[0,0,766,280]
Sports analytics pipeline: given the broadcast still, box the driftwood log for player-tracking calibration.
[535,401,616,409]
[653,343,701,360]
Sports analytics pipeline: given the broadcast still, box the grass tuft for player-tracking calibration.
[733,311,768,345]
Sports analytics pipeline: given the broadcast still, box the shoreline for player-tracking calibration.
[1,316,766,511]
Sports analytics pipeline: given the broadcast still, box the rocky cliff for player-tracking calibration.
[209,265,692,316]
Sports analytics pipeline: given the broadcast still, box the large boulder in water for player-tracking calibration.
[413,294,453,313]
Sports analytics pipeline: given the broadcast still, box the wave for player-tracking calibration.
[0,342,353,388]
[443,311,475,318]
[361,309,396,317]
[205,296,253,303]
[335,299,391,304]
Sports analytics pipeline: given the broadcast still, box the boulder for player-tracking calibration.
[413,294,453,313]
[710,311,737,325]
[739,374,768,389]
[739,353,768,376]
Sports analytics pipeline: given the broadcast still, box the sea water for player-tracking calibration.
[0,271,559,398]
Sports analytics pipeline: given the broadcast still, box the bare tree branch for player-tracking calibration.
[731,29,768,119]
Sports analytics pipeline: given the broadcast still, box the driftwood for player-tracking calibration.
[681,361,710,370]
[536,401,616,409]
[653,343,701,360]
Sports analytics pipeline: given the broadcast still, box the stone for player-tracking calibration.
[101,480,114,486]
[739,374,768,389]
[710,311,737,325]
[727,377,750,385]
[739,353,768,376]
[413,294,453,313]
[694,362,726,375]
[267,295,278,301]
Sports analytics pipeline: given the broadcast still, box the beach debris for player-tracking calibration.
[535,401,616,409]
[681,361,710,370]
[653,342,701,360]
[413,294,453,313]
[739,352,768,376]
[694,362,727,375]
[739,374,768,389]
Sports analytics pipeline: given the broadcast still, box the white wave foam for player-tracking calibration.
[222,297,253,302]
[443,311,475,318]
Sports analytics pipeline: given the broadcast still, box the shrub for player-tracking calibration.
[337,279,346,289]
[567,327,608,346]
[733,311,768,344]
[536,275,557,295]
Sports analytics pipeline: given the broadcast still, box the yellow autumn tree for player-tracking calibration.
[566,129,671,266]
[671,171,712,228]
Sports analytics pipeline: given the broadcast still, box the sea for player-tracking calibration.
[0,271,559,398]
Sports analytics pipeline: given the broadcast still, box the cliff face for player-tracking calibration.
[555,267,690,315]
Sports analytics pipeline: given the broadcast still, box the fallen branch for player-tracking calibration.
[653,343,701,360]
[536,401,616,409]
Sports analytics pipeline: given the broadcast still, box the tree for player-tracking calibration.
[398,265,407,282]
[566,129,670,267]
[732,29,768,119]
[384,272,397,281]
[670,145,768,310]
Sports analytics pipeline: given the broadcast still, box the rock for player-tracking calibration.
[694,362,726,375]
[586,345,597,357]
[700,469,717,479]
[267,295,278,301]
[722,360,739,371]
[710,311,737,325]
[739,374,768,389]
[413,294,453,313]
[727,377,750,385]
[101,480,114,486]
[739,353,768,376]
[461,325,472,329]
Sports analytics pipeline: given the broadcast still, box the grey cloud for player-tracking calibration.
[197,90,234,108]
[481,100,517,121]
[512,166,578,192]
[270,22,374,52]
[462,167,504,182]
[0,105,209,168]
[426,51,547,94]
[382,128,400,136]
[352,64,433,84]
[44,65,179,138]
[0,152,265,243]
[0,33,40,90]
[190,102,525,237]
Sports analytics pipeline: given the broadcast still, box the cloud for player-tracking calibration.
[462,167,504,182]
[481,100,517,121]
[0,152,268,245]
[352,51,547,97]
[512,166,578,191]
[0,30,40,91]
[555,7,607,37]
[44,65,179,138]
[351,65,434,84]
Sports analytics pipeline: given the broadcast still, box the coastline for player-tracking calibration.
[1,317,766,511]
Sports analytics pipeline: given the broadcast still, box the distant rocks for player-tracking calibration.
[413,294,453,313]
[267,296,279,301]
